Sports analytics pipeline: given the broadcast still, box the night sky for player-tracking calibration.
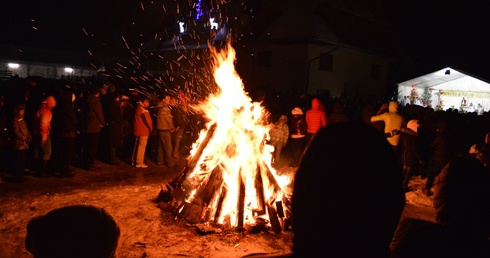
[1,0,490,78]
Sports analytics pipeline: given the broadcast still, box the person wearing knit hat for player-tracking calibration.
[288,106,307,167]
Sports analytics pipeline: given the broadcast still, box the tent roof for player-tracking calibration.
[397,67,490,92]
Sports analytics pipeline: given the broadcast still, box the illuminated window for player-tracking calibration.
[8,63,19,69]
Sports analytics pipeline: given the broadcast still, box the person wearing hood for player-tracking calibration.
[305,98,327,143]
[32,95,56,177]
[370,100,405,154]
[288,106,307,167]
[11,104,32,182]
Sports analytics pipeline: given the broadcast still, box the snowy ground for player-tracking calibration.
[0,160,435,258]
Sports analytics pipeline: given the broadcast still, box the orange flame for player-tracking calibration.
[185,41,290,227]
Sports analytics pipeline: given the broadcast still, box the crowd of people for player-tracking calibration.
[0,78,198,183]
[1,76,490,257]
[3,119,487,258]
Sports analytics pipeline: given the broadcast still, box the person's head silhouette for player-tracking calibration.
[292,121,405,257]
[25,205,120,258]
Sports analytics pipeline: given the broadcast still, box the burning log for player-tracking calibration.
[253,164,266,216]
[237,168,245,229]
[155,42,294,234]
[266,203,282,234]
[172,122,218,190]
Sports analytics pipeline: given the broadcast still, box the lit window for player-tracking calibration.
[8,63,19,69]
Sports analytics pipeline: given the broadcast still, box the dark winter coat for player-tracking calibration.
[399,128,423,168]
[11,105,32,150]
[108,98,124,147]
[289,113,307,138]
[52,92,79,138]
[84,94,105,134]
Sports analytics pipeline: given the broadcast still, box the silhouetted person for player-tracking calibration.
[291,122,405,257]
[11,104,32,183]
[25,205,120,258]
[82,88,105,170]
[287,106,307,168]
[51,92,79,178]
[31,96,56,177]
[391,156,490,258]
[399,119,425,191]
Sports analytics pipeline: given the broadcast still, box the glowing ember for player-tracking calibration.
[169,41,291,231]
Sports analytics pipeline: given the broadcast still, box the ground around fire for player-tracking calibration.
[0,157,435,258]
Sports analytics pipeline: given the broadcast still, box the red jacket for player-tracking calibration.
[133,102,153,136]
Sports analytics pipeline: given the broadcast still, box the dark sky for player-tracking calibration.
[1,1,490,77]
[390,1,490,77]
[0,1,175,57]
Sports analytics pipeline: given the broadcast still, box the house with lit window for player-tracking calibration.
[140,0,404,102]
[0,45,99,81]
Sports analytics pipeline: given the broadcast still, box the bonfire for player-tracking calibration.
[157,41,293,234]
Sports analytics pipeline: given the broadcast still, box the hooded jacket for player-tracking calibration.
[370,101,405,146]
[32,96,56,142]
[305,98,327,134]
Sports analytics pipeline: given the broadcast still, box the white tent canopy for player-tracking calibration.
[397,67,490,113]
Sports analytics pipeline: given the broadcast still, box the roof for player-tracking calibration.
[259,3,338,45]
[397,67,490,93]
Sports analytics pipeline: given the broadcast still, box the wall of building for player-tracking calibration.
[307,45,391,100]
[0,59,96,80]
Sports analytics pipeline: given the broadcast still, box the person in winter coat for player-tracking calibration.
[11,104,32,183]
[468,131,490,171]
[370,100,405,153]
[291,122,405,257]
[399,119,425,191]
[391,156,490,258]
[288,106,307,167]
[268,115,289,167]
[82,88,105,171]
[31,95,56,177]
[51,92,79,178]
[305,98,327,143]
[170,96,189,160]
[423,119,454,196]
[155,94,175,167]
[132,97,153,168]
[327,99,349,124]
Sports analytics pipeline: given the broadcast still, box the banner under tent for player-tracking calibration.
[397,67,490,114]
